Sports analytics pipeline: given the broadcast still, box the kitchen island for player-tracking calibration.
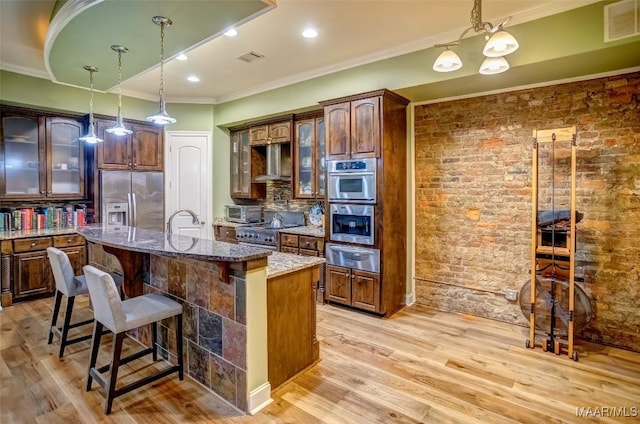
[78,224,324,414]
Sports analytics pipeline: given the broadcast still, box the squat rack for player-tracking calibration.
[528,126,578,361]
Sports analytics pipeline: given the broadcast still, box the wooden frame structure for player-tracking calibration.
[528,126,578,361]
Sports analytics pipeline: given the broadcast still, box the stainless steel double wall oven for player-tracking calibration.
[326,158,379,274]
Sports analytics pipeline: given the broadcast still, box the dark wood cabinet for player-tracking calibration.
[230,129,266,199]
[9,234,86,302]
[321,89,409,316]
[326,265,380,312]
[250,120,292,145]
[279,234,324,256]
[1,109,85,200]
[324,97,379,160]
[294,117,325,199]
[95,119,163,171]
[214,225,238,243]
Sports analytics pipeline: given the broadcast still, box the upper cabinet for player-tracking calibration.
[230,128,265,199]
[294,117,325,199]
[250,120,292,145]
[95,118,163,171]
[1,108,84,200]
[323,96,381,160]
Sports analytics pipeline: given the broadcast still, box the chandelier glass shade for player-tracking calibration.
[479,56,510,75]
[78,65,103,144]
[432,0,519,75]
[146,16,176,126]
[432,49,463,73]
[483,29,519,57]
[106,45,133,136]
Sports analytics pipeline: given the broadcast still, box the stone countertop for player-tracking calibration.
[278,225,325,237]
[212,217,253,228]
[267,251,326,279]
[77,224,272,263]
[0,227,79,240]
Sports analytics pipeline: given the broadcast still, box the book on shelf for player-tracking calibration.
[0,204,88,232]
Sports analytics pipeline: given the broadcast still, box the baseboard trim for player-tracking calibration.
[248,382,272,415]
[404,292,416,306]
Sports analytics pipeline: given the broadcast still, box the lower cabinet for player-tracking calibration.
[326,265,380,313]
[214,225,238,243]
[279,233,326,302]
[9,234,86,302]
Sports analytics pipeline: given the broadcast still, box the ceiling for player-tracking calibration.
[0,0,632,105]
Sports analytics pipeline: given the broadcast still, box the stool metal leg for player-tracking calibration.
[86,321,103,391]
[58,296,76,358]
[151,321,158,361]
[176,314,184,380]
[48,291,63,345]
[105,332,125,415]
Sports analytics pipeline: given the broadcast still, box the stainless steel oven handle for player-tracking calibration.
[329,171,375,177]
[329,245,375,256]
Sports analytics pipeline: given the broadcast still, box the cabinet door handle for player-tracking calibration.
[40,190,45,194]
[134,163,137,167]
[47,190,52,194]
[30,242,36,247]
[128,162,133,167]
[67,239,72,243]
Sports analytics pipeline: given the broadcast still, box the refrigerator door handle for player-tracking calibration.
[126,192,132,226]
[131,192,137,227]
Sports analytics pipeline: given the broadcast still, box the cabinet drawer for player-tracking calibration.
[215,226,237,243]
[14,237,52,253]
[299,248,319,257]
[299,236,319,251]
[280,234,299,247]
[53,234,85,248]
[280,246,299,254]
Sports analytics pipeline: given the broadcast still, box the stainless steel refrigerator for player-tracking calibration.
[100,171,164,232]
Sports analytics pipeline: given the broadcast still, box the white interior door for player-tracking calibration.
[166,131,212,239]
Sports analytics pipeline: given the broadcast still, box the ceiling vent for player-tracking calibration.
[237,51,265,63]
[604,0,639,42]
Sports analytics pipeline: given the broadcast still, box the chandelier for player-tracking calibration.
[432,0,519,75]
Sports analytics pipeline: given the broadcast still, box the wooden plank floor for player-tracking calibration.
[1,297,639,423]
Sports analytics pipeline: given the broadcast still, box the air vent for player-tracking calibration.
[604,0,639,42]
[237,51,265,63]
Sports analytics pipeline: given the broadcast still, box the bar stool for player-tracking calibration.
[83,265,184,415]
[47,247,124,358]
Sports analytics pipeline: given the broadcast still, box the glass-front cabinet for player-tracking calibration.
[294,117,325,199]
[1,110,84,200]
[231,129,250,196]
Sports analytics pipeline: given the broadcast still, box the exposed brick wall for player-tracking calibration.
[414,71,640,352]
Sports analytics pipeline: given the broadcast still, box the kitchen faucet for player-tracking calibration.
[166,209,201,235]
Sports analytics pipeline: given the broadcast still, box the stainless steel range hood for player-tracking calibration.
[255,143,291,181]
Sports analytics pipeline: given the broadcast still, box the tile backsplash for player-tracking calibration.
[263,180,324,223]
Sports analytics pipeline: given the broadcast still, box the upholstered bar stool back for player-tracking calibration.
[83,265,184,415]
[47,247,122,358]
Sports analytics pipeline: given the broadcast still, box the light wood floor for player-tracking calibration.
[1,297,639,423]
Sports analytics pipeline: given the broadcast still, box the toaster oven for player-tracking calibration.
[225,205,262,223]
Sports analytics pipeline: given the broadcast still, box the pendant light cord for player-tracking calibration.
[88,69,95,123]
[159,21,166,100]
[116,50,124,118]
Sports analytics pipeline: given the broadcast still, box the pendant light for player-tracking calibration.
[146,16,176,125]
[78,65,103,144]
[106,45,133,136]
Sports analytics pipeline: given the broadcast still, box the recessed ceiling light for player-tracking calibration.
[176,54,188,61]
[187,75,200,82]
[302,28,318,39]
[224,28,238,37]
